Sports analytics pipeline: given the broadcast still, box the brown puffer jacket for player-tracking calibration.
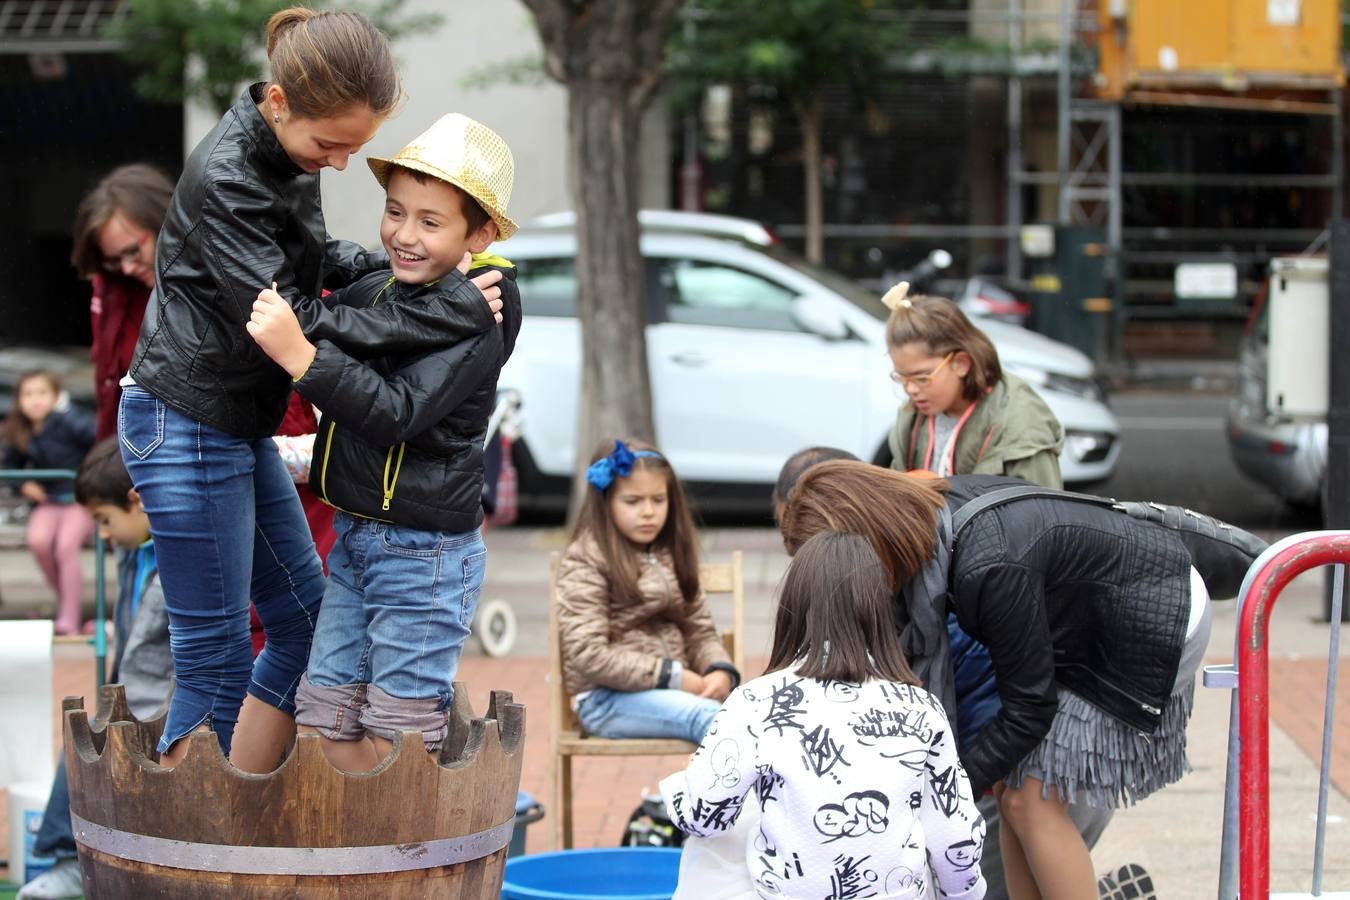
[556,533,731,697]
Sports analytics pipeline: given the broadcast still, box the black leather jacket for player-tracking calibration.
[942,475,1198,796]
[300,265,522,533]
[130,84,495,438]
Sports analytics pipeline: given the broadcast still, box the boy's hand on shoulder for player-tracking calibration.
[698,671,734,702]
[246,284,317,379]
[460,252,504,324]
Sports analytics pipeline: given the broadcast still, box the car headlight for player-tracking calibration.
[1065,430,1114,464]
[1044,372,1105,402]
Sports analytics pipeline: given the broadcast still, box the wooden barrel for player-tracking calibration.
[64,683,525,899]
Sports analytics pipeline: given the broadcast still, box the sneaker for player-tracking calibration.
[1097,863,1155,900]
[16,858,83,899]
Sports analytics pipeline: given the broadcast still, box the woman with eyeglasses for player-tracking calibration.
[71,163,175,440]
[881,286,1063,488]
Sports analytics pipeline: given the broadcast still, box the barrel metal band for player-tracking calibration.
[71,813,514,875]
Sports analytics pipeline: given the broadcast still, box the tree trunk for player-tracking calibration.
[797,93,825,265]
[566,80,655,517]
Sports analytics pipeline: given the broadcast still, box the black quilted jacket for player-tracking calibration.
[943,475,1195,796]
[130,83,495,439]
[300,266,522,533]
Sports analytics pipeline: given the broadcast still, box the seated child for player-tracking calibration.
[557,438,740,744]
[246,112,523,772]
[661,532,987,900]
[19,437,172,900]
[1,370,96,635]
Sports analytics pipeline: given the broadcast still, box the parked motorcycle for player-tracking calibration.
[870,248,1032,328]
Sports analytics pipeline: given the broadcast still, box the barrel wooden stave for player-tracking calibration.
[64,684,524,899]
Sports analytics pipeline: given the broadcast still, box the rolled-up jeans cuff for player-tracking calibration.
[360,684,450,752]
[294,674,369,740]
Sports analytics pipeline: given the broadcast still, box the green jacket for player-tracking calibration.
[887,372,1064,488]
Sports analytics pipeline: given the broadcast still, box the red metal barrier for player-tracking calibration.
[1237,532,1350,899]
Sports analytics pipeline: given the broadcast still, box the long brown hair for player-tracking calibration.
[886,294,1002,402]
[768,532,919,685]
[70,164,175,278]
[780,460,947,592]
[569,438,702,605]
[265,7,402,119]
[1,371,61,455]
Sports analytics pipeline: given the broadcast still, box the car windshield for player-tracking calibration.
[759,246,890,320]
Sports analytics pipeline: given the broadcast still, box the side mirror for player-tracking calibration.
[791,295,850,341]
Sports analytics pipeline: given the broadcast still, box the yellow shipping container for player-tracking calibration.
[1097,0,1343,99]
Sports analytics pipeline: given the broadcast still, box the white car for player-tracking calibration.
[499,222,1120,512]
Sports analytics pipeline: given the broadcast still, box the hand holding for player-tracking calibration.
[246,283,316,379]
[462,252,504,324]
[698,670,734,701]
[679,669,707,695]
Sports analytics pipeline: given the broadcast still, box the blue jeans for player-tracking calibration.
[118,386,324,755]
[295,513,486,749]
[577,687,721,744]
[32,757,76,861]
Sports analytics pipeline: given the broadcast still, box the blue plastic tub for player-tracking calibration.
[500,847,682,900]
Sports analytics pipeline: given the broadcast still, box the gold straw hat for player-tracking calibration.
[367,113,518,240]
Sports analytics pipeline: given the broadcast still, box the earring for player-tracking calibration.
[273,114,280,124]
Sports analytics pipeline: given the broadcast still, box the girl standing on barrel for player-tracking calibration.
[119,6,504,772]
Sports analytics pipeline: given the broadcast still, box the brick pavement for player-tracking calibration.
[2,528,1347,895]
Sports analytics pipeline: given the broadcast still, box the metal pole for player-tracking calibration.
[1329,221,1350,620]
[1332,90,1344,222]
[1056,0,1072,224]
[94,531,106,689]
[1107,103,1124,361]
[1006,0,1025,282]
[679,13,700,212]
[1310,563,1342,894]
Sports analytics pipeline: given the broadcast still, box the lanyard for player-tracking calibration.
[921,401,979,477]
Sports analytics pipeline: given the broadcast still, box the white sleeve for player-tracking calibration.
[659,688,760,838]
[921,707,987,899]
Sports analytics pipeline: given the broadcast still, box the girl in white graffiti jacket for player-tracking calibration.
[661,532,986,900]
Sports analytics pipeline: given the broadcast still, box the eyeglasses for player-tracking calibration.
[100,233,150,274]
[889,351,954,388]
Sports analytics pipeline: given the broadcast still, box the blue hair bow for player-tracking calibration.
[586,440,663,491]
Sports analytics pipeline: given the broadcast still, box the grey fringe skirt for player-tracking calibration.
[1008,576,1213,809]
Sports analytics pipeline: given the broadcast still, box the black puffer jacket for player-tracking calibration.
[942,475,1198,796]
[299,264,522,533]
[130,83,495,439]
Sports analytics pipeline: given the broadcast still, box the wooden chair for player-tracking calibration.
[547,549,745,850]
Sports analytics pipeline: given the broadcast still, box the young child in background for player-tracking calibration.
[247,112,522,772]
[1,371,96,635]
[661,531,986,900]
[19,438,172,900]
[882,288,1062,486]
[556,438,740,744]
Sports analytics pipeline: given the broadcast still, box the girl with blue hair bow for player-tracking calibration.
[555,437,740,743]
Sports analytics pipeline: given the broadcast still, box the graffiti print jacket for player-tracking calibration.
[660,673,988,900]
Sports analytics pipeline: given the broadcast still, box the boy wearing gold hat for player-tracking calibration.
[246,113,522,772]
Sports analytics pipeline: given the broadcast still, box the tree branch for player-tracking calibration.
[519,0,572,82]
[628,0,684,112]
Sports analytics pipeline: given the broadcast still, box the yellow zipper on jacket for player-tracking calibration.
[317,276,406,514]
